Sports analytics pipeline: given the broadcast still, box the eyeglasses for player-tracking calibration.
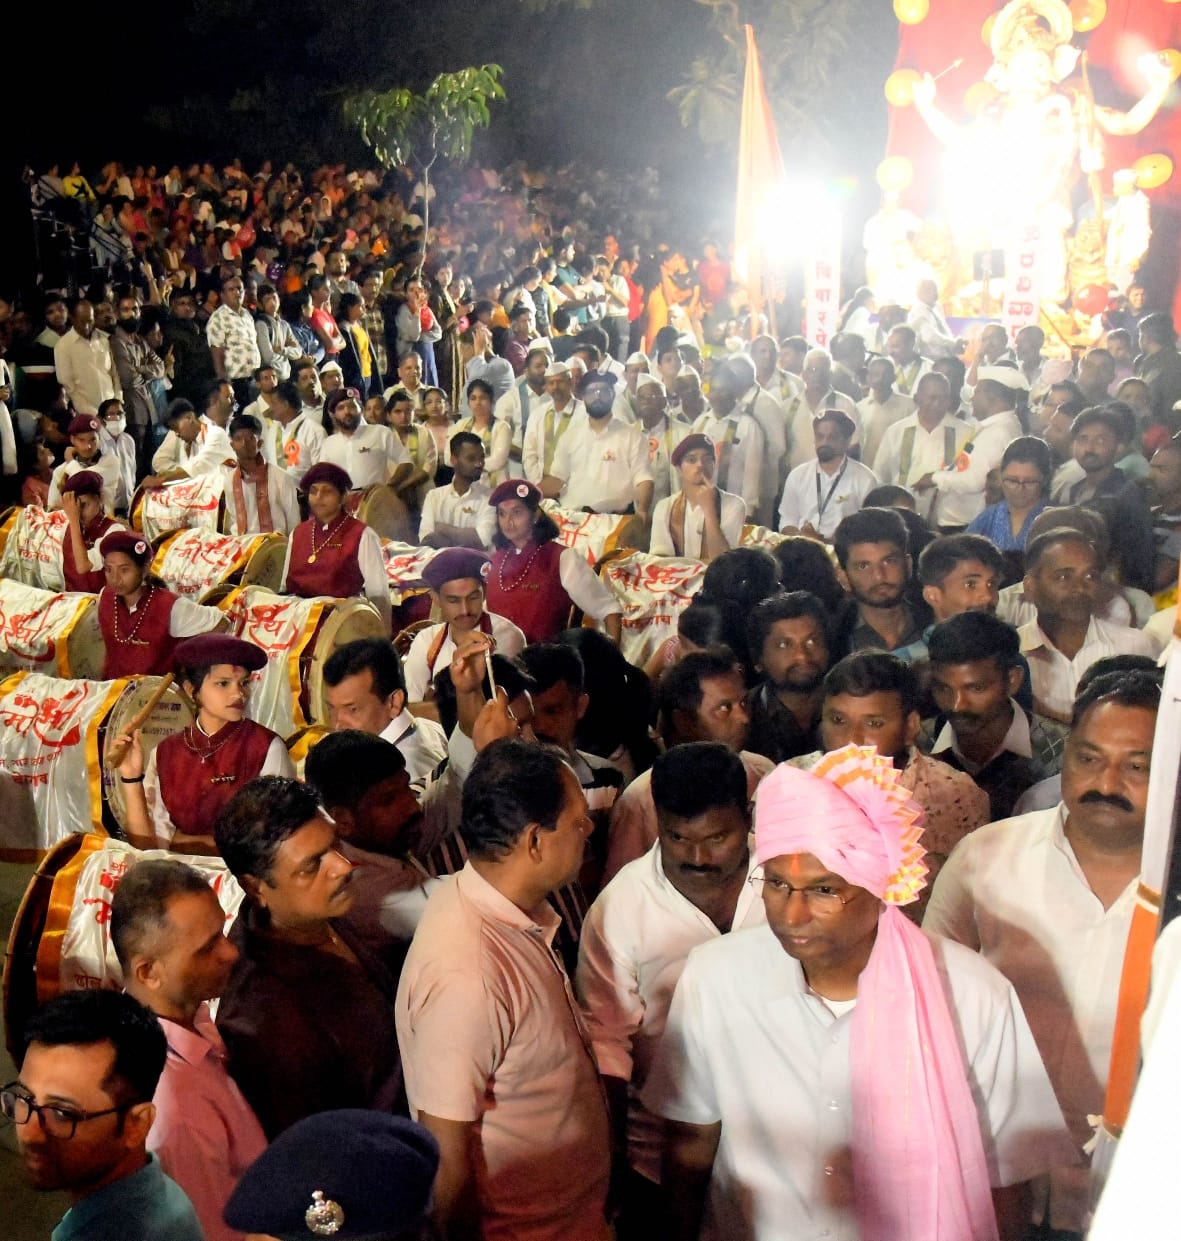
[1,1085,134,1140]
[747,871,857,912]
[1000,477,1043,489]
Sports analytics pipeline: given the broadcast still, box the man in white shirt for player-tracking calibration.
[263,378,325,486]
[874,371,970,521]
[207,273,263,407]
[402,548,527,703]
[320,387,407,488]
[778,409,878,542]
[779,350,860,471]
[634,375,691,507]
[146,399,234,483]
[650,434,745,560]
[576,744,765,1236]
[418,432,497,549]
[749,333,803,407]
[47,414,125,512]
[912,366,1026,530]
[322,637,448,796]
[54,299,121,415]
[908,278,964,362]
[223,414,300,535]
[496,337,552,477]
[885,324,931,397]
[856,356,915,466]
[1018,529,1160,721]
[691,360,765,514]
[722,355,787,528]
[383,351,428,410]
[523,361,585,483]
[543,373,654,517]
[925,670,1161,1237]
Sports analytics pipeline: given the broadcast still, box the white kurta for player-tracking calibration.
[220,464,301,536]
[649,490,746,558]
[320,423,408,488]
[692,411,765,514]
[403,611,527,702]
[929,409,1023,527]
[872,412,971,521]
[522,401,585,484]
[151,417,234,478]
[262,412,326,485]
[550,415,653,514]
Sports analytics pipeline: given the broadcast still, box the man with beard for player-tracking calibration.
[780,350,860,472]
[418,432,497,549]
[576,744,765,1240]
[215,776,405,1139]
[833,507,929,659]
[923,610,1061,822]
[242,362,279,422]
[224,413,300,535]
[1018,530,1158,722]
[320,386,406,488]
[926,670,1161,1238]
[745,592,831,763]
[778,410,877,541]
[543,372,653,519]
[689,359,764,514]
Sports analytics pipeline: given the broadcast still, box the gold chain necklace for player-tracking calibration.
[112,584,154,646]
[307,512,350,564]
[498,541,544,592]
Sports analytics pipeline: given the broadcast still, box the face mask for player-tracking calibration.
[104,417,127,437]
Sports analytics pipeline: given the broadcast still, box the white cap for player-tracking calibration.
[625,351,650,367]
[976,365,1030,391]
[635,374,664,392]
[677,333,699,349]
[677,364,701,379]
[544,360,571,378]
[526,338,553,357]
[320,360,343,376]
[567,356,588,375]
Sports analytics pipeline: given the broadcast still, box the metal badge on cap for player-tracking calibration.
[305,1189,345,1235]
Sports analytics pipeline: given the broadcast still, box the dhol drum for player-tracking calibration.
[0,505,17,561]
[131,473,225,543]
[0,504,69,591]
[355,483,414,544]
[150,526,288,604]
[0,580,104,679]
[98,676,196,837]
[2,834,243,1058]
[598,550,705,667]
[285,724,329,780]
[218,586,387,734]
[543,500,647,565]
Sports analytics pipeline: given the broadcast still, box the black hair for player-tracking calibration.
[1071,669,1162,730]
[1070,406,1130,443]
[322,637,405,698]
[832,507,909,570]
[431,655,534,737]
[651,742,748,820]
[658,647,741,722]
[770,538,847,614]
[509,302,534,321]
[917,534,1004,587]
[110,859,215,973]
[1000,435,1052,479]
[464,378,495,403]
[229,413,263,437]
[22,990,167,1107]
[338,292,362,318]
[491,505,559,550]
[164,398,195,424]
[814,408,857,439]
[698,547,781,612]
[450,430,483,456]
[1024,528,1099,573]
[862,484,915,510]
[203,378,230,412]
[822,651,920,717]
[274,379,303,412]
[384,387,413,412]
[1077,654,1162,696]
[460,739,571,860]
[747,591,830,666]
[1138,312,1175,348]
[517,643,585,695]
[306,273,328,294]
[677,601,729,648]
[552,307,572,332]
[214,776,325,886]
[304,729,408,812]
[576,324,610,354]
[927,610,1021,674]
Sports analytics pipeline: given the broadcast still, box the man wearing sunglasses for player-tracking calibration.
[5,989,203,1240]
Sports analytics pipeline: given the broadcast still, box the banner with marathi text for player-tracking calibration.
[599,552,704,666]
[135,474,223,543]
[0,506,68,592]
[155,528,267,599]
[0,582,93,679]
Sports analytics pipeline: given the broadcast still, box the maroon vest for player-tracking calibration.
[154,719,277,839]
[99,586,181,679]
[484,540,573,644]
[286,515,367,599]
[62,515,117,594]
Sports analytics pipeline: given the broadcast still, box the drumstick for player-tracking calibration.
[104,674,175,770]
[484,650,498,701]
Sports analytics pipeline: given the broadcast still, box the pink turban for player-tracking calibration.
[754,747,999,1241]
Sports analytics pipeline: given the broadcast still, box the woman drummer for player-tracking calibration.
[483,479,623,644]
[279,461,392,631]
[116,634,296,853]
[98,529,223,679]
[59,470,126,593]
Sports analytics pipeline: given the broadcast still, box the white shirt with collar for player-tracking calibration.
[262,411,326,485]
[692,410,765,513]
[873,411,971,520]
[47,453,124,514]
[575,840,766,1183]
[924,803,1137,1231]
[221,461,301,535]
[550,414,653,514]
[907,300,959,361]
[54,328,120,414]
[151,416,234,478]
[523,400,586,484]
[496,380,553,470]
[737,384,787,526]
[320,422,408,488]
[417,479,497,547]
[777,455,878,539]
[856,389,915,465]
[929,408,1023,526]
[97,426,137,510]
[930,697,1033,771]
[1018,615,1161,719]
[780,388,861,471]
[649,488,746,558]
[379,710,449,796]
[403,612,527,702]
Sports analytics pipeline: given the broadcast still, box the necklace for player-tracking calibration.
[112,584,154,646]
[307,512,350,564]
[498,541,544,592]
[181,719,244,780]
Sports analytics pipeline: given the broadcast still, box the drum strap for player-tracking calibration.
[424,611,494,681]
[231,459,274,534]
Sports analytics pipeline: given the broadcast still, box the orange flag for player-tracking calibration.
[733,24,786,335]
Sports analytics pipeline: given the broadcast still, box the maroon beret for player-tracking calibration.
[489,480,542,509]
[60,470,103,497]
[67,415,101,437]
[300,463,353,493]
[421,548,491,592]
[172,634,268,674]
[670,433,717,469]
[324,387,364,419]
[99,530,153,564]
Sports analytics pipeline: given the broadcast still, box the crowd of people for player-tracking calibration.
[2,155,1180,1241]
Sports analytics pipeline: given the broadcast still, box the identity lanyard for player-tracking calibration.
[814,458,849,524]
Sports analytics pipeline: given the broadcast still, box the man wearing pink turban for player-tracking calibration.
[644,744,1075,1241]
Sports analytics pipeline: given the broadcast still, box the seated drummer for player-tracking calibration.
[143,396,235,486]
[98,530,224,680]
[116,634,296,854]
[223,413,301,536]
[46,414,123,513]
[402,547,526,709]
[58,470,127,593]
[279,462,392,631]
[649,432,747,561]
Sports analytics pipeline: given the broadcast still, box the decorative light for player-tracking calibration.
[1133,152,1174,189]
[885,69,922,107]
[1070,0,1107,32]
[894,0,930,26]
[876,157,914,194]
[964,81,1000,115]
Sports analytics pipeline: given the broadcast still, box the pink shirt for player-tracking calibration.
[396,863,611,1241]
[148,1005,267,1241]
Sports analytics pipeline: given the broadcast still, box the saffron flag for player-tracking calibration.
[733,24,785,333]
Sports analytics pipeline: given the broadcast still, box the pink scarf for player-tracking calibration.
[755,746,999,1241]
